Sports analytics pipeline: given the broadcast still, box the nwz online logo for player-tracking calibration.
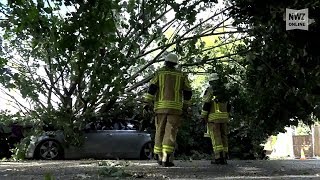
[286,8,308,30]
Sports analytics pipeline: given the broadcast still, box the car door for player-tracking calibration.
[81,129,114,158]
[106,130,146,159]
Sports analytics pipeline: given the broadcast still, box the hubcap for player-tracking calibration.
[39,141,59,160]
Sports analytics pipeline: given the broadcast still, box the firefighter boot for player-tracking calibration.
[224,152,229,164]
[162,153,174,167]
[156,154,162,165]
[210,154,216,164]
[212,153,223,165]
[220,152,227,165]
[214,158,223,165]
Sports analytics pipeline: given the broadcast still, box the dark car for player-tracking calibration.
[25,121,154,160]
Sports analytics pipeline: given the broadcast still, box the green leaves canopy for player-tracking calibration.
[0,0,226,138]
[226,0,320,137]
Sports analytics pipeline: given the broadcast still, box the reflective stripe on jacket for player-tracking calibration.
[201,87,229,123]
[144,67,192,115]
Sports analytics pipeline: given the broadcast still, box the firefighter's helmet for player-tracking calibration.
[165,53,179,64]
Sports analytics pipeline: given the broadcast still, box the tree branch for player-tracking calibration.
[201,37,248,53]
[126,4,170,40]
[44,67,63,97]
[110,9,121,39]
[0,88,32,116]
[125,51,249,91]
[182,50,249,67]
[136,30,245,60]
[168,21,185,42]
[180,7,231,39]
[125,6,173,58]
[140,18,176,54]
[125,74,153,92]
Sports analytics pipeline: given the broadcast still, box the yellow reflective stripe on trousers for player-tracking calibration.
[154,146,162,150]
[154,145,162,153]
[213,145,224,152]
[162,145,174,153]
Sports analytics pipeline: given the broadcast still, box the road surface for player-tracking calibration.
[0,159,319,179]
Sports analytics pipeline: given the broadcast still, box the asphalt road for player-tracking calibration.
[0,159,319,179]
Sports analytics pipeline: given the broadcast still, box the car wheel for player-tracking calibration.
[35,140,63,160]
[140,142,153,160]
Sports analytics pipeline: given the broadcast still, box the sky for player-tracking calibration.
[0,0,226,114]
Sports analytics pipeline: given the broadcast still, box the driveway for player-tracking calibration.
[0,159,319,179]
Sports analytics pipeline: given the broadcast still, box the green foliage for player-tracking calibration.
[0,110,14,125]
[209,0,320,158]
[99,166,131,178]
[4,0,317,160]
[0,0,220,151]
[176,90,212,156]
[10,141,27,161]
[98,161,132,178]
[227,0,320,128]
[295,122,311,135]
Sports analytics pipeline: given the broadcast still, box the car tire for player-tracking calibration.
[35,139,63,160]
[140,142,153,160]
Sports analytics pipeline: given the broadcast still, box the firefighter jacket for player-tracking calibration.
[200,87,230,123]
[144,66,192,115]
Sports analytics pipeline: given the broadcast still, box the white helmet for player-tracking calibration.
[165,53,179,64]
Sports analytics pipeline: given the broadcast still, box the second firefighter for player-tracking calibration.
[201,73,231,165]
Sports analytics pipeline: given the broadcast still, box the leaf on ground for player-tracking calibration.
[132,172,145,178]
[98,160,132,167]
[44,172,55,180]
[99,166,131,178]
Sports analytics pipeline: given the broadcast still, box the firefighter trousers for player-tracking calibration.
[208,122,228,159]
[153,113,182,161]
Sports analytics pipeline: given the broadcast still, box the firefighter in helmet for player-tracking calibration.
[143,53,192,167]
[201,73,231,165]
